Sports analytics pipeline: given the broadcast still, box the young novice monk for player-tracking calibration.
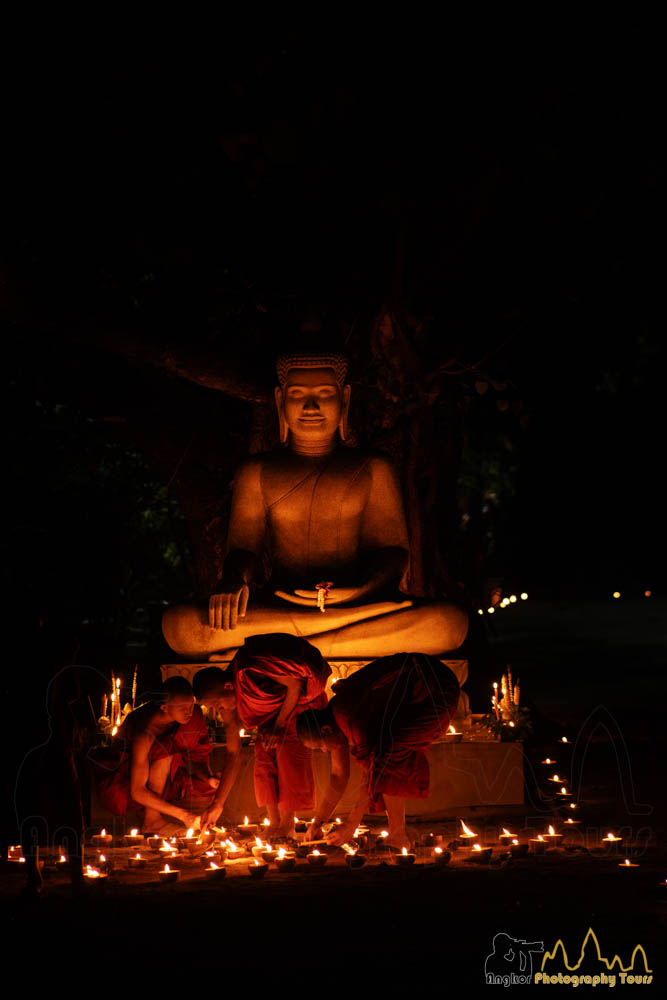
[93,677,216,832]
[196,633,330,837]
[296,652,460,850]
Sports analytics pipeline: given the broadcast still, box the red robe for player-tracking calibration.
[330,653,460,811]
[231,634,331,812]
[91,704,214,816]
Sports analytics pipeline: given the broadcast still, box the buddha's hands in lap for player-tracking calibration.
[273,586,369,607]
[209,584,250,630]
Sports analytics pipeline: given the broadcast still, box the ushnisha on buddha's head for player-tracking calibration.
[274,352,350,453]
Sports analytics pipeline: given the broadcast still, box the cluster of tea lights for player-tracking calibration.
[477,593,528,615]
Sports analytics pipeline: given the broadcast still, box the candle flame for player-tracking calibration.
[552,774,560,782]
[560,787,568,794]
[342,844,356,855]
[99,854,106,862]
[561,737,568,743]
[335,817,342,824]
[161,840,171,850]
[435,847,443,854]
[255,836,264,848]
[209,862,219,870]
[130,828,138,837]
[473,844,482,852]
[135,853,141,860]
[401,847,408,855]
[111,726,118,736]
[312,850,320,856]
[186,828,194,838]
[244,817,249,826]
[537,835,545,842]
[278,848,287,859]
[263,817,270,826]
[448,725,457,734]
[623,859,631,866]
[548,826,556,836]
[85,866,101,878]
[254,860,260,867]
[511,839,518,845]
[460,821,477,837]
[239,729,245,737]
[59,855,66,862]
[100,829,106,837]
[379,830,389,838]
[502,828,513,837]
[164,864,171,872]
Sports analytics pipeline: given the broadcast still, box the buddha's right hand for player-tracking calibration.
[209,584,249,630]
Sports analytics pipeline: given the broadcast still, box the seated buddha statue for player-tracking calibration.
[162,352,467,660]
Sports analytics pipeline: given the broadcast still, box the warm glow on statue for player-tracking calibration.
[163,353,467,658]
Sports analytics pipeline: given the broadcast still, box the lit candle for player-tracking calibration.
[558,786,572,798]
[509,840,529,859]
[432,847,451,866]
[544,825,562,845]
[444,724,462,743]
[602,832,623,852]
[129,853,146,869]
[56,854,69,870]
[158,863,180,882]
[92,828,113,848]
[84,865,107,883]
[563,817,580,826]
[262,845,278,864]
[394,847,416,867]
[307,849,327,868]
[541,758,556,765]
[223,839,245,861]
[205,861,227,881]
[123,828,144,848]
[498,828,517,844]
[275,847,297,872]
[618,858,638,868]
[466,844,492,863]
[530,835,547,855]
[249,859,268,879]
[237,817,258,838]
[457,820,478,845]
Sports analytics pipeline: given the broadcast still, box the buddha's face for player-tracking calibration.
[277,367,350,443]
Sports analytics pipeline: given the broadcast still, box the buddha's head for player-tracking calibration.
[275,353,350,450]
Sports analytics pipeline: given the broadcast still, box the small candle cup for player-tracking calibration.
[276,855,297,873]
[146,835,163,850]
[602,835,623,853]
[55,855,69,871]
[158,866,180,883]
[205,863,227,881]
[249,861,268,879]
[544,832,563,846]
[123,832,144,848]
[237,823,259,839]
[262,849,278,864]
[128,854,146,869]
[530,838,548,855]
[466,847,492,863]
[444,730,462,743]
[618,858,639,868]
[307,851,327,868]
[432,848,451,866]
[394,851,416,867]
[510,842,529,859]
[91,832,113,848]
[345,853,367,869]
[83,869,108,887]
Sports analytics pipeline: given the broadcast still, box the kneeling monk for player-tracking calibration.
[92,677,216,831]
[296,653,460,850]
[197,634,330,837]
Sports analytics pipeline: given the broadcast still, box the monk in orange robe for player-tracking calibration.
[92,677,216,831]
[296,652,460,850]
[229,633,330,837]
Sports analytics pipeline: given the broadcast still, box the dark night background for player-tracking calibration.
[1,42,663,697]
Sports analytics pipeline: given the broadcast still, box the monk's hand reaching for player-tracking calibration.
[325,822,357,846]
[199,803,222,831]
[209,584,249,630]
[179,810,202,831]
[305,822,324,842]
[207,776,220,790]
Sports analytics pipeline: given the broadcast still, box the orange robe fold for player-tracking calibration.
[231,634,331,811]
[330,653,460,811]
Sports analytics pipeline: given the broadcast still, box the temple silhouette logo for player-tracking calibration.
[485,927,653,987]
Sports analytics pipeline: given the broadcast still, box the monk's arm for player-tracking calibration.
[307,745,350,840]
[200,715,242,828]
[129,733,196,825]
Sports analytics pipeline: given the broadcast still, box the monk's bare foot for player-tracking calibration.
[387,827,412,852]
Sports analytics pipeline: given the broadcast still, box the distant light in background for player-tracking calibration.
[644,590,652,597]
[509,595,517,603]
[487,607,495,614]
[613,592,621,599]
[520,593,528,601]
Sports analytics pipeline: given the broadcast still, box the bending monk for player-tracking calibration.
[296,652,460,850]
[162,352,468,660]
[196,634,330,837]
[92,677,216,832]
